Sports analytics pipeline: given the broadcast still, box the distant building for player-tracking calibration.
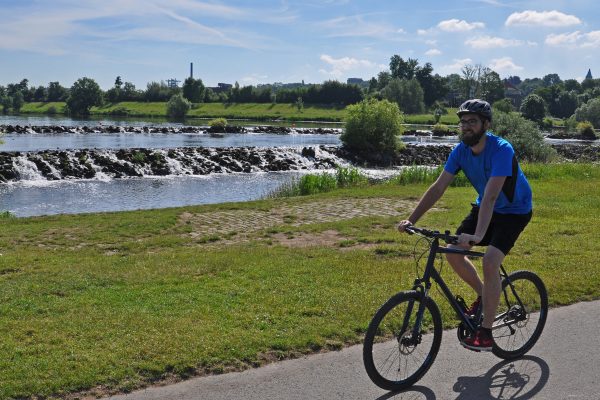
[207,83,233,93]
[347,78,364,85]
[585,69,593,80]
[166,78,180,88]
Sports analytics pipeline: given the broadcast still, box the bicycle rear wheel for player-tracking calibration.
[363,291,442,391]
[492,270,548,360]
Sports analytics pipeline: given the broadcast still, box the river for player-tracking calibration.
[1,115,409,217]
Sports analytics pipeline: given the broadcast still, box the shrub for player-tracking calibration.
[341,98,404,155]
[492,112,556,162]
[209,118,228,132]
[47,105,57,115]
[166,94,191,119]
[431,123,456,136]
[541,117,554,130]
[576,121,597,140]
[492,98,514,114]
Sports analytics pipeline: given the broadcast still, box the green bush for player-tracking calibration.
[47,105,57,115]
[492,98,514,114]
[209,118,228,132]
[336,167,368,187]
[166,94,191,119]
[431,123,456,136]
[341,98,404,154]
[576,121,597,140]
[492,112,556,162]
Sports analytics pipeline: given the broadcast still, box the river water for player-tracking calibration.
[1,115,412,217]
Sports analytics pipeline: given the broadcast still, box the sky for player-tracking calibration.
[0,0,598,90]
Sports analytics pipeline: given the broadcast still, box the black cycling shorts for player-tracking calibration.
[456,205,532,255]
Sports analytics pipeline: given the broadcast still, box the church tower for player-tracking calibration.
[585,69,593,80]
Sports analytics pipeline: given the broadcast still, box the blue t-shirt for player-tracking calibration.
[444,132,532,214]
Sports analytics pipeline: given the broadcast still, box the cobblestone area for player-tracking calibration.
[180,197,416,241]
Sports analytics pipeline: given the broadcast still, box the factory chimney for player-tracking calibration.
[190,62,193,79]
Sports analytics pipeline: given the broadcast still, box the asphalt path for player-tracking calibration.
[109,300,599,400]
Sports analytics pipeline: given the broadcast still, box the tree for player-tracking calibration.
[182,77,205,103]
[11,91,24,112]
[520,94,546,123]
[66,77,103,116]
[166,93,191,119]
[47,82,68,102]
[542,73,562,87]
[382,78,425,114]
[114,76,123,89]
[32,86,47,102]
[552,91,579,119]
[376,71,391,91]
[574,97,600,128]
[389,55,418,80]
[341,98,404,155]
[478,69,504,104]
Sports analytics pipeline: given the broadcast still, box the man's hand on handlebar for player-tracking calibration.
[457,233,482,247]
[397,220,414,233]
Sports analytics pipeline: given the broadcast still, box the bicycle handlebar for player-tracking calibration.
[404,225,459,245]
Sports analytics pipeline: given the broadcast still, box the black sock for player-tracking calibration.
[480,327,492,337]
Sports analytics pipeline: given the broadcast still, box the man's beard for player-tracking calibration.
[460,130,485,147]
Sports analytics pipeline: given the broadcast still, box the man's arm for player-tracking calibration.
[401,170,455,228]
[458,176,506,244]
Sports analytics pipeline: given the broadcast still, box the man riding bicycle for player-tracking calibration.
[397,99,532,351]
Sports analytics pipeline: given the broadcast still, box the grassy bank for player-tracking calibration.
[0,163,598,398]
[17,101,460,124]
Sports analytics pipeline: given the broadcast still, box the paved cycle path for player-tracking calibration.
[109,300,599,400]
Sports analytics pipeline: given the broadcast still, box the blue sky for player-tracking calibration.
[0,0,598,90]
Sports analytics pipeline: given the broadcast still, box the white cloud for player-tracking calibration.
[505,10,581,27]
[425,40,437,45]
[465,36,524,49]
[580,31,600,48]
[437,19,485,32]
[488,57,523,72]
[417,28,432,36]
[545,31,581,46]
[425,49,442,56]
[440,58,473,74]
[319,54,376,78]
[546,30,600,48]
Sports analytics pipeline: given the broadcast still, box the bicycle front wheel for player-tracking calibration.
[363,291,442,391]
[492,270,548,360]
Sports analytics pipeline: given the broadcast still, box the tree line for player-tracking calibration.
[2,55,600,128]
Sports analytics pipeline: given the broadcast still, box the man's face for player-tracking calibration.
[458,113,486,146]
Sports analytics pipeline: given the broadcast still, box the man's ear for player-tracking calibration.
[483,119,491,130]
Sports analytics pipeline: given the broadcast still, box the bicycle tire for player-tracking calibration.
[492,270,548,360]
[363,291,442,391]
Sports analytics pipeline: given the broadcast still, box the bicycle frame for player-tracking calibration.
[408,234,518,339]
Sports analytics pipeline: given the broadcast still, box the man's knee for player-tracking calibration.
[482,246,505,276]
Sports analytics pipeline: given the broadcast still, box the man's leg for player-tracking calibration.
[481,245,506,328]
[445,246,484,296]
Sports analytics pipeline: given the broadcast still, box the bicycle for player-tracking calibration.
[363,225,548,391]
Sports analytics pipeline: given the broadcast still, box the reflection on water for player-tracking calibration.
[0,172,306,217]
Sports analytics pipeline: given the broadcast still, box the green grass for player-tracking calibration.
[18,101,461,124]
[0,163,599,398]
